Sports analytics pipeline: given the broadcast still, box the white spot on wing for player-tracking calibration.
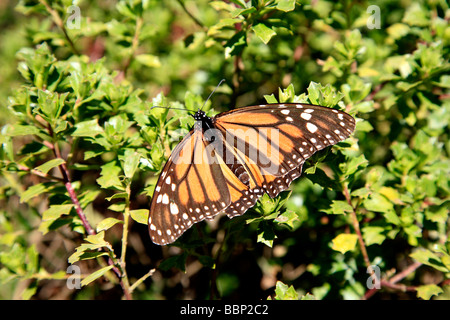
[301,113,312,120]
[307,122,318,133]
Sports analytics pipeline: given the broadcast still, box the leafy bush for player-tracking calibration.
[0,0,449,300]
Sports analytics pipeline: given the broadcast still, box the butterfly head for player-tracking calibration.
[192,110,207,121]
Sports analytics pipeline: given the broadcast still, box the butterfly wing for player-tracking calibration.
[149,103,355,244]
[149,120,255,245]
[213,103,355,216]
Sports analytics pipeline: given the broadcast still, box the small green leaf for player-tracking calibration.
[276,0,295,12]
[129,209,149,224]
[362,226,386,246]
[20,182,54,203]
[81,265,114,286]
[416,284,443,300]
[331,234,358,254]
[85,231,108,246]
[322,200,353,215]
[363,193,394,213]
[41,204,74,221]
[122,149,141,178]
[264,94,278,104]
[274,281,298,300]
[34,158,65,174]
[5,124,41,136]
[257,222,277,247]
[159,252,188,272]
[135,54,161,68]
[410,249,450,272]
[97,161,124,190]
[343,154,369,176]
[300,293,316,300]
[96,217,123,232]
[72,119,104,137]
[252,23,276,44]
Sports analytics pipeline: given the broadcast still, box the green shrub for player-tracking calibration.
[0,0,449,300]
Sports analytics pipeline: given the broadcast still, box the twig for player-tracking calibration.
[16,163,64,182]
[364,261,422,299]
[129,268,156,293]
[121,16,143,78]
[45,125,132,299]
[39,0,80,55]
[343,183,372,270]
[388,261,422,284]
[176,0,206,30]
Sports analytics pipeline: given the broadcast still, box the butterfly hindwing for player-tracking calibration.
[214,103,355,199]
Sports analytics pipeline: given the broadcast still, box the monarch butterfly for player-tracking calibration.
[149,101,355,245]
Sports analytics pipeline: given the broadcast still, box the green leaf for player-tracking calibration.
[72,119,104,137]
[363,193,394,213]
[343,154,369,176]
[410,249,450,273]
[252,23,276,44]
[274,209,299,229]
[273,281,298,300]
[300,293,316,300]
[416,284,443,300]
[41,204,74,221]
[276,0,296,12]
[5,124,41,137]
[135,54,161,68]
[331,234,358,254]
[129,209,149,225]
[362,226,386,246]
[322,200,353,215]
[85,231,109,246]
[96,217,123,232]
[20,182,54,203]
[81,265,114,287]
[122,149,141,178]
[34,158,65,174]
[97,161,124,190]
[159,252,188,272]
[257,222,277,247]
[264,94,278,104]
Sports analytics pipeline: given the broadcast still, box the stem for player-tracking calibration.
[46,129,132,298]
[52,139,96,236]
[16,163,64,182]
[119,183,132,298]
[176,0,206,30]
[364,261,422,299]
[39,0,80,55]
[130,269,156,293]
[121,16,143,77]
[343,183,372,270]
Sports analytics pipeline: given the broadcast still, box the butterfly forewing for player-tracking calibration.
[149,123,231,245]
[149,103,355,245]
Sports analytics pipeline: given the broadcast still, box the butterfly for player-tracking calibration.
[148,102,355,245]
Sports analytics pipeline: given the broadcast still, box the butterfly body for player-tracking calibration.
[149,103,355,245]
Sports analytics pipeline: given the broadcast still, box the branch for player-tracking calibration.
[39,0,80,55]
[120,16,143,79]
[364,261,423,299]
[343,183,372,270]
[176,0,206,30]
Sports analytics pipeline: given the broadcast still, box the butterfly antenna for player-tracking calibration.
[200,79,226,111]
[150,106,192,112]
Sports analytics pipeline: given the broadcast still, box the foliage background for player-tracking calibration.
[0,0,449,300]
